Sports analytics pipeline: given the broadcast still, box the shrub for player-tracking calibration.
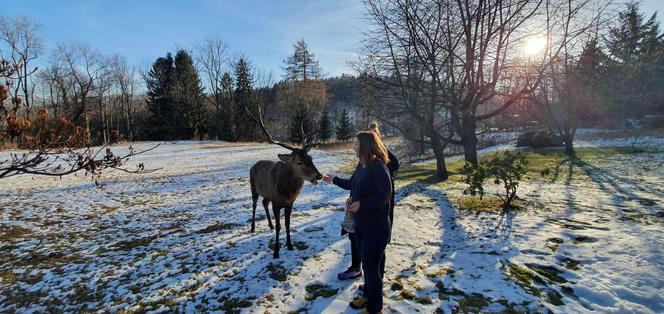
[516,130,563,148]
[463,151,529,210]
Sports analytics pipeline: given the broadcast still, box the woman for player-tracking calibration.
[329,123,398,285]
[323,130,393,314]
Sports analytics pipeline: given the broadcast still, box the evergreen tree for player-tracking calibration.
[145,53,175,140]
[289,104,315,144]
[219,72,234,140]
[335,108,353,141]
[173,50,206,140]
[318,108,332,142]
[282,39,322,81]
[234,58,257,141]
[604,2,664,118]
[606,2,660,63]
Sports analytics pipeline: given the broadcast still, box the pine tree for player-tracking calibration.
[173,50,206,140]
[145,53,175,140]
[335,108,353,142]
[318,108,332,142]
[219,72,234,140]
[282,39,322,81]
[604,1,664,118]
[289,104,315,144]
[234,58,257,141]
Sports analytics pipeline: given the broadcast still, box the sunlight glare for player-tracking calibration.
[523,36,547,57]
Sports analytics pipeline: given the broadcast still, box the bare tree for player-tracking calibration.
[112,55,139,141]
[535,0,611,155]
[194,36,230,140]
[359,0,599,179]
[94,56,113,143]
[1,56,157,180]
[53,42,106,133]
[0,16,43,118]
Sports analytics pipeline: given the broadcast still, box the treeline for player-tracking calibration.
[0,14,360,148]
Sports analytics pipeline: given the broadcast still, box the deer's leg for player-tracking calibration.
[285,206,293,251]
[250,177,258,233]
[273,206,281,259]
[251,196,258,233]
[262,199,274,229]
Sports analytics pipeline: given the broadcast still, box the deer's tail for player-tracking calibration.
[250,175,258,200]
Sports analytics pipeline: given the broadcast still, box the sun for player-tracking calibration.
[523,36,547,57]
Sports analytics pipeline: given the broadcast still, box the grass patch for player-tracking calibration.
[546,237,564,252]
[449,195,507,213]
[571,235,599,244]
[391,277,404,291]
[559,257,581,271]
[304,283,338,301]
[335,158,358,176]
[267,263,288,282]
[415,296,433,305]
[195,223,240,234]
[1,270,17,285]
[0,224,31,241]
[293,241,308,251]
[425,265,453,278]
[399,146,657,185]
[222,298,253,313]
[546,290,565,306]
[400,289,416,300]
[503,262,542,297]
[453,294,490,313]
[115,234,159,251]
[524,263,568,284]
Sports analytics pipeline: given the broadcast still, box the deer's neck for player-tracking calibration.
[277,164,304,198]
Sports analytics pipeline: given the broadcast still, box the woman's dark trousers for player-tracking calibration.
[355,224,390,314]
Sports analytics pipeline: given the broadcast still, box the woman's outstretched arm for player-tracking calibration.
[332,175,353,190]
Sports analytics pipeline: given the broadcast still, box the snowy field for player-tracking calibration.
[0,140,662,313]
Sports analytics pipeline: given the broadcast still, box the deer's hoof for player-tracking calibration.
[287,245,294,251]
[273,252,280,259]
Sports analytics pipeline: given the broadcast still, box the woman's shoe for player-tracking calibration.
[349,296,369,309]
[337,267,362,280]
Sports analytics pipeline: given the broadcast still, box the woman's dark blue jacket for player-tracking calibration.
[333,160,392,230]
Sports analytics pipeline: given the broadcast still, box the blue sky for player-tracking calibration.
[2,0,663,79]
[2,0,366,77]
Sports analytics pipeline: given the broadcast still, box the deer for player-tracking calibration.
[246,107,323,259]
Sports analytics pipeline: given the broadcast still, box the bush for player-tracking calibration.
[463,151,529,210]
[516,130,563,148]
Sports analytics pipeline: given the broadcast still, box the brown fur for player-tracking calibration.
[250,150,321,258]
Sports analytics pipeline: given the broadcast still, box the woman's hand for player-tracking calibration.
[322,175,334,184]
[348,201,360,213]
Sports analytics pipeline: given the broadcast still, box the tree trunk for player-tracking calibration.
[564,138,574,156]
[431,135,449,180]
[462,112,479,167]
[99,99,107,144]
[563,126,577,156]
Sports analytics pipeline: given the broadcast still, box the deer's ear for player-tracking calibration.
[278,154,291,162]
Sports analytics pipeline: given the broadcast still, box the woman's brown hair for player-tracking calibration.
[356,131,389,167]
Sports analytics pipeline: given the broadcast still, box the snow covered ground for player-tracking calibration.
[0,140,662,313]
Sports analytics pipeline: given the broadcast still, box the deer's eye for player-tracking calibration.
[297,161,303,165]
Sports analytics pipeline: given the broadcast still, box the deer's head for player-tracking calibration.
[278,148,323,184]
[247,106,323,184]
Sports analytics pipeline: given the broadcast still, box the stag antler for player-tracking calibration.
[300,122,318,151]
[245,106,299,151]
